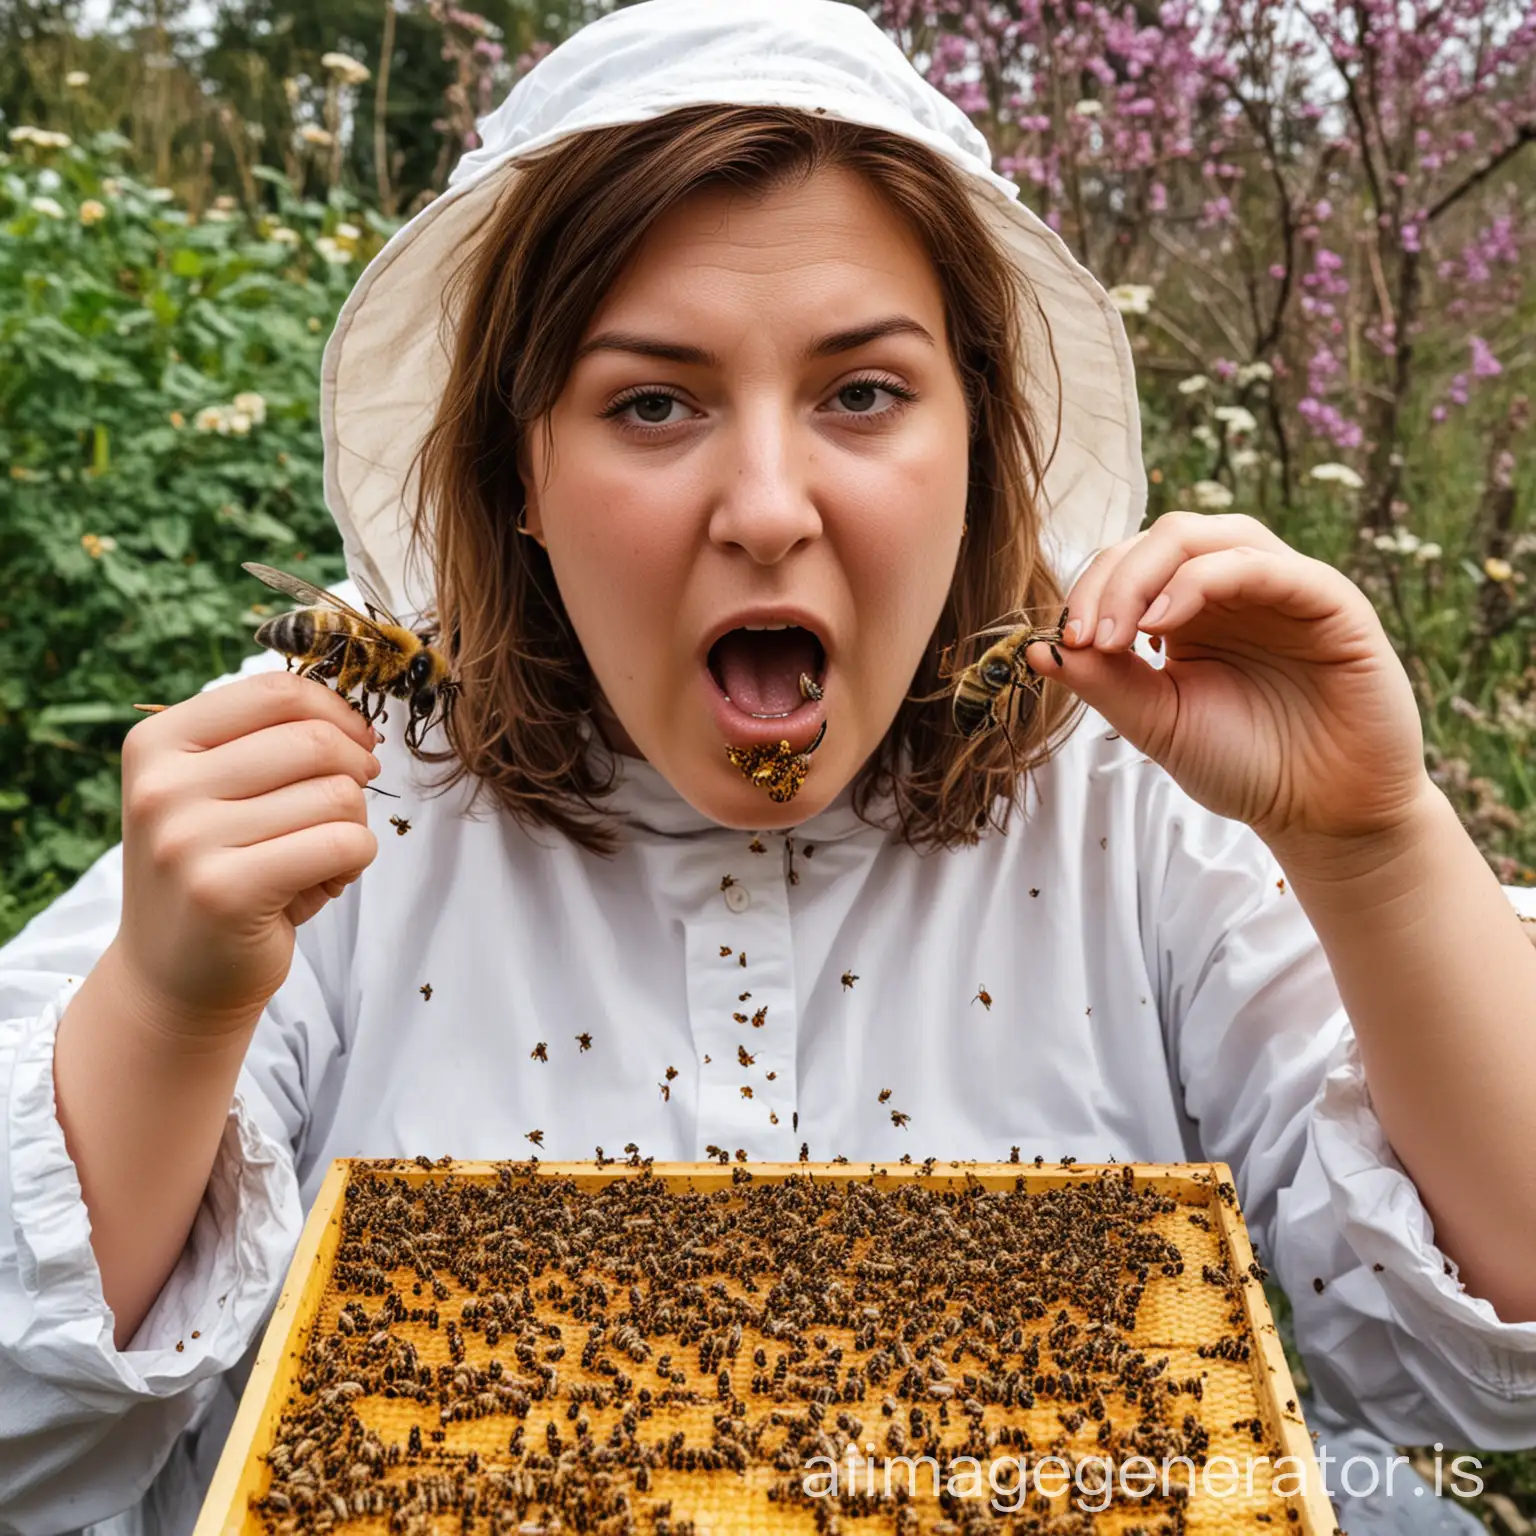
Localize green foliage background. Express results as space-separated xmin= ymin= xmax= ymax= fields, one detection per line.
xmin=0 ymin=139 xmax=361 ymax=935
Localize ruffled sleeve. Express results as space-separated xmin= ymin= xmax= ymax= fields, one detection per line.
xmin=0 ymin=647 xmax=355 ymax=1534
xmin=1137 ymin=766 xmax=1536 ymax=1449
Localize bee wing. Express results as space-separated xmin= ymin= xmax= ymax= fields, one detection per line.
xmin=242 ymin=562 xmax=391 ymax=638
xmin=350 ymin=570 xmax=411 ymax=631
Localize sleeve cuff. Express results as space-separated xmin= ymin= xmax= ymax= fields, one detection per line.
xmin=1305 ymin=1029 xmax=1536 ymax=1400
xmin=4 ymin=981 xmax=304 ymax=1407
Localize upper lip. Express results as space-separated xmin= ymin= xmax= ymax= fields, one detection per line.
xmin=700 ymin=607 xmax=833 ymax=665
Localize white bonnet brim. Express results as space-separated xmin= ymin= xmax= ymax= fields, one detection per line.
xmin=319 ymin=0 xmax=1146 ymax=616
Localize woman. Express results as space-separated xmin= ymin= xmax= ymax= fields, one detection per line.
xmin=1 ymin=2 xmax=1533 ymax=1532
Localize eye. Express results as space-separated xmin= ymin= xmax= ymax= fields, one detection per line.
xmin=601 ymin=391 xmax=690 ymax=432
xmin=600 ymin=374 xmax=919 ymax=438
xmin=830 ymin=379 xmax=915 ymax=416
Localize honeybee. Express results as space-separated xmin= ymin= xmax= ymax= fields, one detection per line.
xmin=241 ymin=562 xmax=457 ymax=749
xmin=941 ymin=605 xmax=1070 ymax=746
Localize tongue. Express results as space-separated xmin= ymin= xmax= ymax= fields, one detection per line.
xmin=712 ymin=628 xmax=819 ymax=715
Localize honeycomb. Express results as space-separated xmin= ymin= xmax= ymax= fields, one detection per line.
xmin=195 ymin=1162 xmax=1335 ymax=1536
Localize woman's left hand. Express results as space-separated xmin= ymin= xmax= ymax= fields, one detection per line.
xmin=1026 ymin=510 xmax=1434 ymax=854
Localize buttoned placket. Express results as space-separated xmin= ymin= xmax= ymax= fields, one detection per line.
xmin=683 ymin=831 xmax=801 ymax=1162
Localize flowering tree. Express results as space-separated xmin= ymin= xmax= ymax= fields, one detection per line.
xmin=866 ymin=0 xmax=1535 ymax=533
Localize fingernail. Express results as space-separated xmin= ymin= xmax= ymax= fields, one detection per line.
xmin=1143 ymin=593 xmax=1171 ymax=626
xmin=1095 ymin=615 xmax=1116 ymax=647
xmin=367 ymin=754 xmax=382 ymax=777
xmin=1064 ymin=619 xmax=1083 ymax=645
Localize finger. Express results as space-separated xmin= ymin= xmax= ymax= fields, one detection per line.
xmin=1074 ymin=511 xmax=1293 ymax=652
xmin=192 ymin=719 xmax=381 ymax=801
xmin=1024 ymin=636 xmax=1175 ymax=756
xmin=1059 ymin=537 xmax=1148 ymax=646
xmin=133 ymin=670 xmax=381 ymax=755
xmin=218 ymin=774 xmax=371 ymax=850
xmin=217 ymin=821 xmax=379 ymax=911
xmin=1135 ymin=545 xmax=1356 ymax=634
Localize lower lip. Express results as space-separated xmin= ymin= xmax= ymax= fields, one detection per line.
xmin=700 ymin=660 xmax=829 ymax=754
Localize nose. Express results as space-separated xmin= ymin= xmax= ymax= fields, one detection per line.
xmin=707 ymin=406 xmax=823 ymax=565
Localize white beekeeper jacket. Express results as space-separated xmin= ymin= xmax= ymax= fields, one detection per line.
xmin=3 ymin=1 xmax=1536 ymax=1530
xmin=2 ymin=631 xmax=1536 ymax=1534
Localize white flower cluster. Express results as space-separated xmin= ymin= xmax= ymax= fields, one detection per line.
xmin=1370 ymin=529 xmax=1440 ymax=563
xmin=1309 ymin=462 xmax=1364 ymax=490
xmin=1213 ymin=405 xmax=1257 ymax=438
xmin=1192 ymin=480 xmax=1234 ymax=509
xmin=321 ymin=51 xmax=372 ymax=86
xmin=193 ymin=392 xmax=268 ymax=436
xmin=1107 ymin=284 xmax=1153 ymax=316
xmin=9 ymin=126 xmax=72 ymax=150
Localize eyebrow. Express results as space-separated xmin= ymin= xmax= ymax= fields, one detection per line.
xmin=571 ymin=315 xmax=937 ymax=369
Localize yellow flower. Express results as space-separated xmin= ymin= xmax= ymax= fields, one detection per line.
xmin=168 ymin=410 xmax=185 ymax=428
xmin=300 ymin=124 xmax=335 ymax=147
xmin=307 ymin=316 xmax=322 ymax=332
xmin=1484 ymin=557 xmax=1514 ymax=583
xmin=194 ymin=405 xmax=227 ymax=433
xmin=81 ymin=533 xmax=118 ymax=558
xmin=79 ymin=199 xmax=107 ymax=225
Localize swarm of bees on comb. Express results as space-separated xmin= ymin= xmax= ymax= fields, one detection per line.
xmin=213 ymin=1161 xmax=1330 ymax=1536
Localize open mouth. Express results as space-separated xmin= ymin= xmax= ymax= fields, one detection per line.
xmin=706 ymin=626 xmax=828 ymax=719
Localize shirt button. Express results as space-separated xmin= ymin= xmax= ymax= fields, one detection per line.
xmin=724 ymin=884 xmax=750 ymax=913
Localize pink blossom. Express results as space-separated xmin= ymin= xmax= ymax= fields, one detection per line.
xmin=1469 ymin=337 xmax=1502 ymax=377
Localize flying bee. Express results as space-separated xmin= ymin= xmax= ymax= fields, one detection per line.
xmin=940 ymin=604 xmax=1070 ymax=752
xmin=241 ymin=562 xmax=458 ymax=749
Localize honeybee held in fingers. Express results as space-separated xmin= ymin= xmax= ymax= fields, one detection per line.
xmin=240 ymin=562 xmax=458 ymax=749
xmin=939 ymin=604 xmax=1071 ymax=746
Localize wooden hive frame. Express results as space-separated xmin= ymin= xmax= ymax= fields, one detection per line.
xmin=196 ymin=1160 xmax=1339 ymax=1535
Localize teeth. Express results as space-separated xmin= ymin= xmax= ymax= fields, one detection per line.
xmin=742 ymin=622 xmax=795 ymax=631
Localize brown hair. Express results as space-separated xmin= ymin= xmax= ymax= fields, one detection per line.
xmin=409 ymin=104 xmax=1087 ymax=855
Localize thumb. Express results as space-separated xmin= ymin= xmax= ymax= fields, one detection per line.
xmin=1025 ymin=637 xmax=1174 ymax=757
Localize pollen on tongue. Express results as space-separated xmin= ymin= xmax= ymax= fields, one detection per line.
xmin=712 ymin=628 xmax=819 ymax=715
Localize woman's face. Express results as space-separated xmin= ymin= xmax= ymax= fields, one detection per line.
xmin=519 ymin=163 xmax=971 ymax=827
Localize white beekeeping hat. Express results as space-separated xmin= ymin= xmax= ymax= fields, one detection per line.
xmin=320 ymin=0 xmax=1146 ymax=615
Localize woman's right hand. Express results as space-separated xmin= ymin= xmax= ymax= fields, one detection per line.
xmin=114 ymin=670 xmax=383 ymax=1033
